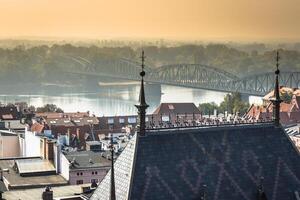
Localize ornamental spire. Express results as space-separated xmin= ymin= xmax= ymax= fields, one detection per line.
xmin=135 ymin=50 xmax=149 ymax=136
xmin=110 ymin=135 xmax=116 ymax=200
xmin=272 ymin=51 xmax=282 ymax=127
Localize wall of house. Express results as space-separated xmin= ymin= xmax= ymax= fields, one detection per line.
xmin=0 ymin=136 xmax=20 ymax=157
xmin=69 ymin=168 xmax=109 ymax=185
xmin=60 ymin=154 xmax=70 ymax=181
xmin=24 ymin=128 xmax=41 ymax=157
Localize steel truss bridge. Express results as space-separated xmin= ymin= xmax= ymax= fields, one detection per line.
xmin=64 ymin=56 xmax=300 ymax=96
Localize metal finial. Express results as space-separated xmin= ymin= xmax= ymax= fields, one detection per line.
xmin=140 ymin=50 xmax=146 ymax=77
xmin=272 ymin=51 xmax=282 ymax=127
xmin=135 ymin=50 xmax=149 ymax=136
xmin=276 ymin=51 xmax=280 ymax=74
xmin=201 ymin=184 xmax=207 ymax=200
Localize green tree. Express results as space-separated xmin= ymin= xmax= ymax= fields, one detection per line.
xmin=219 ymin=93 xmax=249 ymax=115
xmin=36 ymin=104 xmax=64 ymax=113
xmin=198 ymin=102 xmax=219 ymax=115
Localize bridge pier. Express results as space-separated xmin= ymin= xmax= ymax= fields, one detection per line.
xmin=83 ymin=76 xmax=101 ymax=92
xmin=240 ymin=93 xmax=250 ymax=103
xmin=145 ymin=83 xmax=161 ymax=103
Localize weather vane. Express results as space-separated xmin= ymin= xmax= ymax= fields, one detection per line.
xmin=140 ymin=50 xmax=146 ymax=77
xmin=276 ymin=51 xmax=280 ymax=72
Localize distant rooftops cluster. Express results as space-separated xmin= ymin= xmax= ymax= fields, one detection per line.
xmin=1 ymin=51 xmax=300 ymax=200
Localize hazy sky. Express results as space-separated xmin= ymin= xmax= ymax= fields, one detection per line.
xmin=1 ymin=0 xmax=300 ymax=41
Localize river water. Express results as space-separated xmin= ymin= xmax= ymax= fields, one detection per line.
xmin=0 ymin=84 xmax=261 ymax=116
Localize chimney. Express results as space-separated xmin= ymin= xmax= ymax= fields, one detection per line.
xmin=43 ymin=137 xmax=47 ymax=159
xmin=55 ymin=143 xmax=61 ymax=173
xmin=46 ymin=141 xmax=54 ymax=161
xmin=42 ymin=186 xmax=53 ymax=200
xmin=76 ymin=128 xmax=80 ymax=140
xmin=67 ymin=128 xmax=71 ymax=145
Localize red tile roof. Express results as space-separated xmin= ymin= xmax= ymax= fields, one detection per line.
xmin=30 ymin=123 xmax=45 ymax=133
xmin=152 ymin=103 xmax=201 ymax=115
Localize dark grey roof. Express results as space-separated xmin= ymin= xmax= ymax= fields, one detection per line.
xmin=91 ymin=124 xmax=300 ymax=200
xmin=46 ymin=117 xmax=99 ymax=127
xmin=90 ymin=134 xmax=137 ymax=200
xmin=64 ymin=151 xmax=111 ymax=170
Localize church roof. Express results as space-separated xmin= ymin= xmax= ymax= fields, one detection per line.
xmin=90 ymin=133 xmax=137 ymax=200
xmin=90 ymin=123 xmax=300 ymax=200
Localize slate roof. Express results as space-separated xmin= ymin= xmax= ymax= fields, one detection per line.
xmin=64 ymin=151 xmax=111 ymax=170
xmin=90 ymin=134 xmax=137 ymax=200
xmin=46 ymin=117 xmax=99 ymax=127
xmin=90 ymin=123 xmax=300 ymax=200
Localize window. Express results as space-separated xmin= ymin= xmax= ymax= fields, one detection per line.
xmin=119 ymin=118 xmax=125 ymax=124
xmin=95 ymin=171 xmax=98 ymax=175
xmin=168 ymin=104 xmax=175 ymax=110
xmin=80 ymin=172 xmax=83 ymax=176
xmin=91 ymin=179 xmax=98 ymax=183
xmin=128 ymin=117 xmax=136 ymax=124
xmin=76 ymin=180 xmax=83 ymax=185
xmin=77 ymin=173 xmax=79 ymax=176
xmin=162 ymin=115 xmax=170 ymax=122
xmin=108 ymin=118 xmax=114 ymax=124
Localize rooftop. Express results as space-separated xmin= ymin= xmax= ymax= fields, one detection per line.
xmin=91 ymin=123 xmax=300 ymax=200
xmin=153 ymin=102 xmax=201 ymax=115
xmin=64 ymin=151 xmax=111 ymax=170
xmin=3 ymin=183 xmax=90 ymax=200
xmin=16 ymin=158 xmax=56 ymax=176
xmin=46 ymin=117 xmax=99 ymax=127
xmin=0 ymin=157 xmax=67 ymax=189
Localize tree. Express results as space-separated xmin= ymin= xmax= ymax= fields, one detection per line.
xmin=198 ymin=102 xmax=219 ymax=115
xmin=219 ymin=93 xmax=249 ymax=115
xmin=199 ymin=92 xmax=250 ymax=116
xmin=36 ymin=104 xmax=64 ymax=113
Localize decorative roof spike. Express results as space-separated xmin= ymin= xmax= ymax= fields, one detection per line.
xmin=110 ymin=134 xmax=116 ymax=200
xmin=257 ymin=177 xmax=268 ymax=200
xmin=200 ymin=184 xmax=207 ymax=200
xmin=272 ymin=50 xmax=282 ymax=127
xmin=135 ymin=50 xmax=149 ymax=136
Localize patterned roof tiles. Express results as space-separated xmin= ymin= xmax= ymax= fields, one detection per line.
xmin=91 ymin=124 xmax=300 ymax=200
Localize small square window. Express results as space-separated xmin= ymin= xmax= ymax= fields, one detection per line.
xmin=119 ymin=118 xmax=125 ymax=124
xmin=108 ymin=118 xmax=114 ymax=124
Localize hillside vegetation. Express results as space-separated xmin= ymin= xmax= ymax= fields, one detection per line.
xmin=0 ymin=43 xmax=300 ymax=86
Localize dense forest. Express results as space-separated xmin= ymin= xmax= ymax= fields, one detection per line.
xmin=1 ymin=42 xmax=300 ymax=87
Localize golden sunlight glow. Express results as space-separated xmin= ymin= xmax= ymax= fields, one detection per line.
xmin=0 ymin=0 xmax=300 ymax=40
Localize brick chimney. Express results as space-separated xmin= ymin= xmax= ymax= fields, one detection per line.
xmin=67 ymin=128 xmax=71 ymax=146
xmin=43 ymin=137 xmax=47 ymax=159
xmin=76 ymin=128 xmax=80 ymax=140
xmin=42 ymin=186 xmax=53 ymax=200
xmin=46 ymin=141 xmax=54 ymax=161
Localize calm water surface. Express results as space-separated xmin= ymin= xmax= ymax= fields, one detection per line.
xmin=0 ymin=85 xmax=261 ymax=116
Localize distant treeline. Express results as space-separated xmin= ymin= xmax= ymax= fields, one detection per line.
xmin=1 ymin=43 xmax=300 ymax=86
